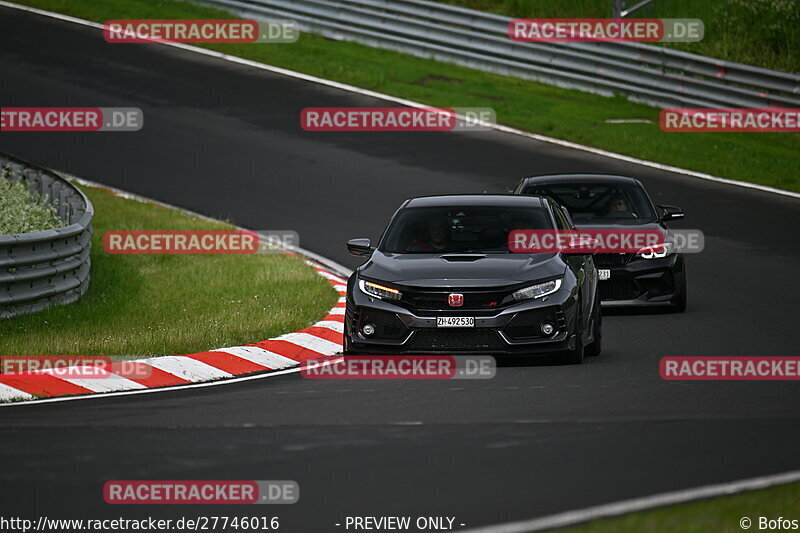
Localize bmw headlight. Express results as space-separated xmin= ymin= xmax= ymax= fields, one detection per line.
xmin=512 ymin=278 xmax=562 ymax=301
xmin=358 ymin=279 xmax=402 ymax=301
xmin=638 ymin=242 xmax=675 ymax=259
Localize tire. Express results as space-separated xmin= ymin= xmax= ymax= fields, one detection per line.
xmin=585 ymin=295 xmax=602 ymax=357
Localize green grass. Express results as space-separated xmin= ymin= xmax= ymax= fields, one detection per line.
xmin=0 ymin=177 xmax=61 ymax=234
xmin=0 ymin=183 xmax=338 ymax=356
xmin=15 ymin=0 xmax=800 ymax=193
xmin=435 ymin=0 xmax=800 ymax=73
xmin=562 ymin=481 xmax=800 ymax=533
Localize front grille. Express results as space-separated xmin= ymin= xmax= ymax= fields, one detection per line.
xmin=594 ymin=253 xmax=633 ymax=267
xmin=399 ymin=287 xmax=517 ymax=311
xmin=599 ymin=278 xmax=639 ymax=299
xmin=358 ymin=308 xmax=409 ymax=341
xmin=405 ymin=329 xmax=507 ymax=351
xmin=504 ymin=307 xmax=565 ymax=340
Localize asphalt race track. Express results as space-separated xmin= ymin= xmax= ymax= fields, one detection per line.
xmin=2 ymin=6 xmax=800 ymax=531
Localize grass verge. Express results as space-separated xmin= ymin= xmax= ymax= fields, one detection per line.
xmin=0 ymin=182 xmax=338 ymax=356
xmin=436 ymin=0 xmax=800 ymax=73
xmin=561 ymin=480 xmax=800 ymax=533
xmin=12 ymin=0 xmax=800 ymax=193
xmin=0 ymin=177 xmax=61 ymax=234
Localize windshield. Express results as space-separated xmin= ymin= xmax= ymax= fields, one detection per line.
xmin=380 ymin=205 xmax=553 ymax=254
xmin=523 ymin=182 xmax=656 ymax=223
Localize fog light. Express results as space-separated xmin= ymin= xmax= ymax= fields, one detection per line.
xmin=540 ymin=322 xmax=555 ymax=335
xmin=362 ymin=324 xmax=375 ymax=336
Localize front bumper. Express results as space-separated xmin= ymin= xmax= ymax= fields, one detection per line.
xmin=344 ymin=282 xmax=580 ymax=355
xmin=596 ymin=253 xmax=685 ymax=307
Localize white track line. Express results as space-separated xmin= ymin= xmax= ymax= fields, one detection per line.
xmin=462 ymin=469 xmax=800 ymax=533
xmin=214 ymin=346 xmax=298 ymax=369
xmin=328 ymin=308 xmax=346 ymax=315
xmin=141 ymin=356 xmax=233 ymax=382
xmin=0 ymin=383 xmax=34 ymax=401
xmin=0 ymin=1 xmax=796 ymax=200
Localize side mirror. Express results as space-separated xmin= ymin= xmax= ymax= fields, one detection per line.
xmin=347 ymin=238 xmax=373 ymax=256
xmin=658 ymin=205 xmax=684 ymax=222
xmin=562 ymin=237 xmax=600 ymax=254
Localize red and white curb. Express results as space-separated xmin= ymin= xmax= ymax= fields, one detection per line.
xmin=0 ymin=261 xmax=348 ymax=404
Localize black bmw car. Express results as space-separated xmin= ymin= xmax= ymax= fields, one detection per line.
xmin=343 ymin=194 xmax=601 ymax=364
xmin=514 ymin=174 xmax=687 ymax=312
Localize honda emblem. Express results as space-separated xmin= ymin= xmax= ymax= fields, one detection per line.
xmin=448 ymin=293 xmax=464 ymax=307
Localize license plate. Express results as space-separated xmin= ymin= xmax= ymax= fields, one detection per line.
xmin=598 ymin=269 xmax=611 ymax=281
xmin=436 ymin=316 xmax=475 ymax=328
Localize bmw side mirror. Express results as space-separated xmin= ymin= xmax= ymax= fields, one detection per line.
xmin=658 ymin=205 xmax=684 ymax=222
xmin=562 ymin=238 xmax=600 ymax=255
xmin=347 ymin=238 xmax=374 ymax=256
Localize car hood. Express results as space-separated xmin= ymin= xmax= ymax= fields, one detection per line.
xmin=573 ymin=221 xmax=672 ymax=244
xmin=574 ymin=221 xmax=666 ymax=232
xmin=359 ymin=252 xmax=565 ymax=288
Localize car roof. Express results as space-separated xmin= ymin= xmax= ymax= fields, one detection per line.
xmin=404 ymin=194 xmax=548 ymax=208
xmin=520 ymin=174 xmax=643 ymax=187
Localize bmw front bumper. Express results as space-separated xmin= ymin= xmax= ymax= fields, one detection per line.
xmin=598 ymin=253 xmax=685 ymax=308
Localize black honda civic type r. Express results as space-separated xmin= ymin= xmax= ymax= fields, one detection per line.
xmin=514 ymin=174 xmax=687 ymax=312
xmin=344 ymin=194 xmax=601 ymax=364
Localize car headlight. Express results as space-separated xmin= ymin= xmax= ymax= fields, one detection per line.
xmin=358 ymin=279 xmax=402 ymax=301
xmin=512 ymin=278 xmax=562 ymax=301
xmin=638 ymin=242 xmax=675 ymax=259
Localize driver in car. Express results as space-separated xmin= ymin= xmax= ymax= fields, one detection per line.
xmin=605 ymin=193 xmax=637 ymax=218
xmin=406 ymin=218 xmax=450 ymax=252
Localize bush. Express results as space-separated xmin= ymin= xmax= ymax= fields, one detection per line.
xmin=0 ymin=178 xmax=62 ymax=234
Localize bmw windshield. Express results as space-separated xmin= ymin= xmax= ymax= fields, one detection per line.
xmin=380 ymin=205 xmax=553 ymax=254
xmin=524 ymin=182 xmax=657 ymax=224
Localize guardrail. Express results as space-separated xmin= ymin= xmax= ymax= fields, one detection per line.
xmin=196 ymin=0 xmax=800 ymax=109
xmin=0 ymin=153 xmax=93 ymax=319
